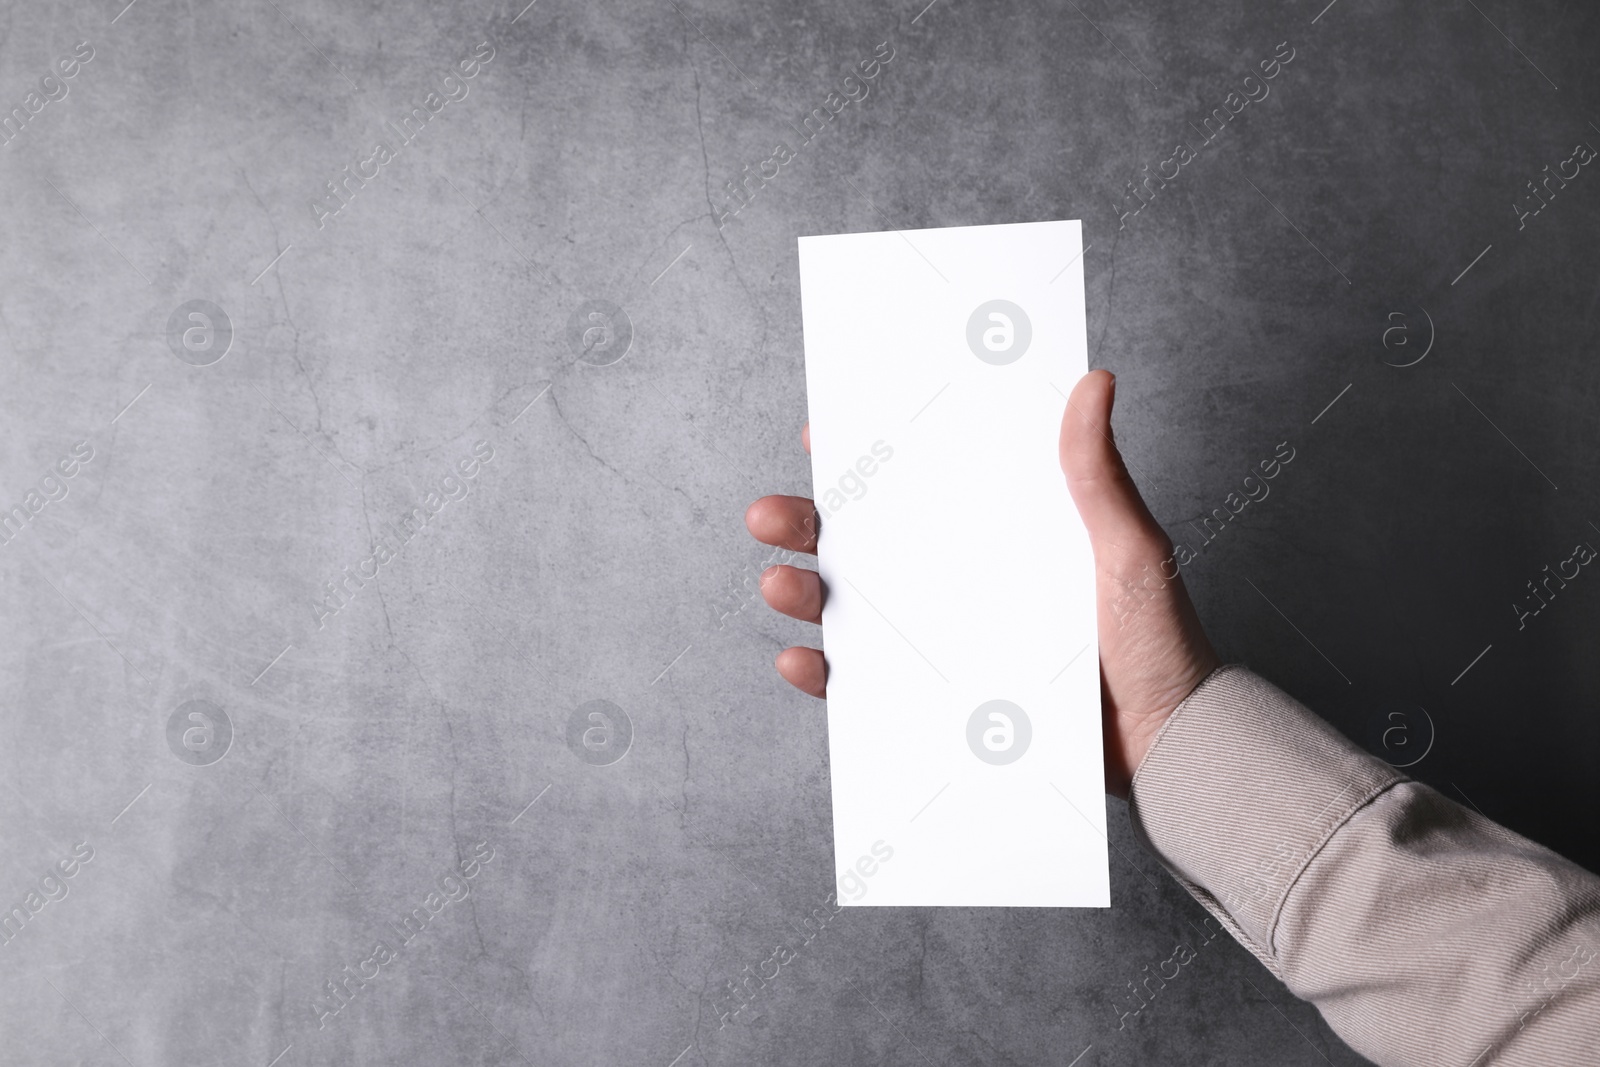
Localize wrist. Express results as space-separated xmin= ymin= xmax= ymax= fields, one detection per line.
xmin=1109 ymin=650 xmax=1224 ymax=798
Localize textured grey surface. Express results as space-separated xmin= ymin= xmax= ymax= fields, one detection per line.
xmin=1 ymin=0 xmax=1597 ymax=1064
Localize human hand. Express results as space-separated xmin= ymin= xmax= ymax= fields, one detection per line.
xmin=743 ymin=369 xmax=1220 ymax=799
xmin=1056 ymin=369 xmax=1221 ymax=796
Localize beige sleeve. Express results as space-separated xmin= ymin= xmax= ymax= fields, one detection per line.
xmin=1126 ymin=664 xmax=1600 ymax=1067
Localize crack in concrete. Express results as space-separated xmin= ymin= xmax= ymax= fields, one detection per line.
xmin=685 ymin=26 xmax=771 ymax=365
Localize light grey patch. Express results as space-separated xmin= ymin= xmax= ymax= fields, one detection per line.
xmin=966 ymin=699 xmax=1031 ymax=765
xmin=966 ymin=299 xmax=1031 ymax=365
xmin=567 ymin=300 xmax=633 ymax=366
xmin=166 ymin=699 xmax=233 ymax=766
xmin=566 ymin=699 xmax=633 ymax=765
xmin=165 ymin=300 xmax=233 ymax=366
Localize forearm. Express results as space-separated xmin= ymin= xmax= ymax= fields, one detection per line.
xmin=1128 ymin=664 xmax=1600 ymax=1066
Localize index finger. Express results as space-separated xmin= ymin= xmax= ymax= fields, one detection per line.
xmin=744 ymin=495 xmax=818 ymax=554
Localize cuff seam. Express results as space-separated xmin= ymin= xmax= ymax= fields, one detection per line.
xmin=1128 ymin=661 xmax=1246 ymax=797
xmin=1263 ymin=774 xmax=1406 ymax=956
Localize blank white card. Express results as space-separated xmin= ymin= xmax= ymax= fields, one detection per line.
xmin=798 ymin=219 xmax=1108 ymax=907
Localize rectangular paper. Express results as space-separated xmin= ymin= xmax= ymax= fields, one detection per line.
xmin=798 ymin=219 xmax=1108 ymax=907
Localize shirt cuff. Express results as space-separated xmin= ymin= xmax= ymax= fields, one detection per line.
xmin=1126 ymin=663 xmax=1405 ymax=954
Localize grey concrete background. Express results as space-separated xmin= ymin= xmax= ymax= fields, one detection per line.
xmin=1 ymin=0 xmax=1596 ymax=1064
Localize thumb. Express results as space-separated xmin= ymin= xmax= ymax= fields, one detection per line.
xmin=1059 ymin=370 xmax=1168 ymax=556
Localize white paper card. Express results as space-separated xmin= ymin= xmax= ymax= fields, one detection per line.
xmin=798 ymin=219 xmax=1108 ymax=908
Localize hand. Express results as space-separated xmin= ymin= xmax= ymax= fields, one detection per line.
xmin=743 ymin=369 xmax=1221 ymax=799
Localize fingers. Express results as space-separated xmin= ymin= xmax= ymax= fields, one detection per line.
xmin=775 ymin=646 xmax=826 ymax=698
xmin=760 ymin=564 xmax=822 ymax=624
xmin=754 ymin=427 xmax=823 ymax=699
xmin=744 ymin=495 xmax=819 ymax=554
xmin=1059 ymin=370 xmax=1169 ymax=557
